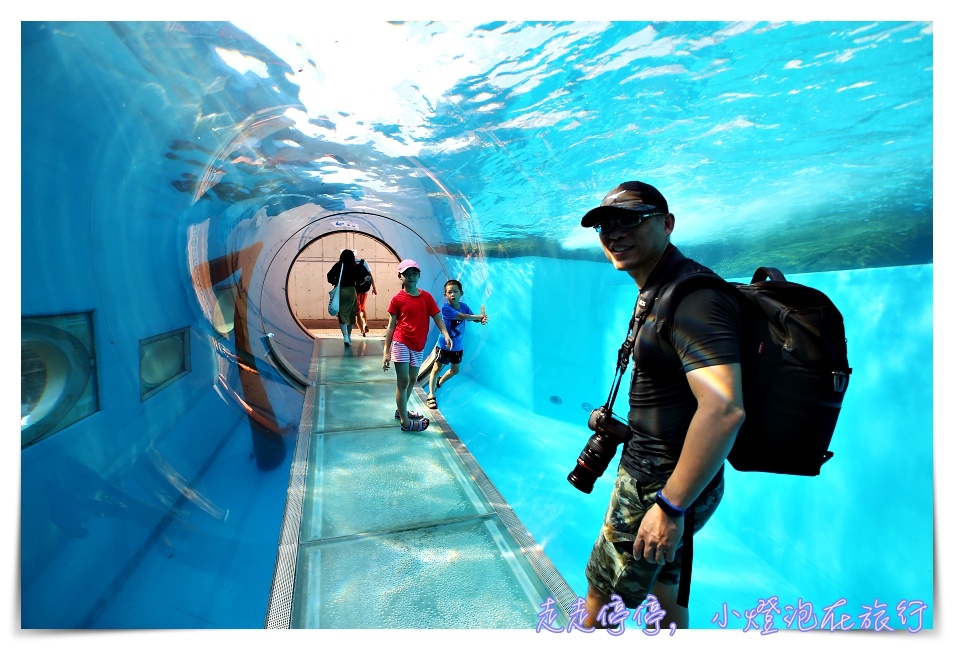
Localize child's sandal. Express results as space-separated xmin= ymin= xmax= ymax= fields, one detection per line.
xmin=400 ymin=418 xmax=430 ymax=432
xmin=426 ymin=396 xmax=438 ymax=409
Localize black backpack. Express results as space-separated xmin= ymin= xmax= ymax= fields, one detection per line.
xmin=355 ymin=259 xmax=372 ymax=294
xmin=636 ymin=264 xmax=852 ymax=610
xmin=656 ymin=266 xmax=852 ymax=476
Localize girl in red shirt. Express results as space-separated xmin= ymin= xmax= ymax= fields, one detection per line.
xmin=383 ymin=259 xmax=452 ymax=431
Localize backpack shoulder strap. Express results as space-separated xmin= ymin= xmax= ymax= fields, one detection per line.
xmin=653 ymin=272 xmax=735 ymax=338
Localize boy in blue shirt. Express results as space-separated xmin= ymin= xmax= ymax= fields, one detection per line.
xmin=425 ymin=280 xmax=489 ymax=409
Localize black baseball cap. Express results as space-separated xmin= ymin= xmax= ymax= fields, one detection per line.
xmin=580 ymin=181 xmax=670 ymax=228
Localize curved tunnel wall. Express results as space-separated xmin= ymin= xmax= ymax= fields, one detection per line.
xmin=20 ymin=21 xmax=483 ymax=627
xmin=21 ymin=23 xmax=306 ymax=627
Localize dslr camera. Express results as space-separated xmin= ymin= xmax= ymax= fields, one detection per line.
xmin=566 ymin=406 xmax=632 ymax=494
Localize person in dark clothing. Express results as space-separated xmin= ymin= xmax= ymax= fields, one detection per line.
xmin=578 ymin=181 xmax=745 ymax=630
xmin=327 ymin=249 xmax=362 ymax=346
xmin=354 ymin=256 xmax=377 ymax=336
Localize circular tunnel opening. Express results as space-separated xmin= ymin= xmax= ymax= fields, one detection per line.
xmin=287 ymin=231 xmax=401 ymax=338
xmin=257 ymin=208 xmax=452 ymax=378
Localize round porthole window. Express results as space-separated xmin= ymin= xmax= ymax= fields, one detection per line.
xmin=212 ymin=286 xmax=236 ymax=335
xmin=140 ymin=336 xmax=185 ymax=388
xmin=21 ymin=322 xmax=92 ymax=447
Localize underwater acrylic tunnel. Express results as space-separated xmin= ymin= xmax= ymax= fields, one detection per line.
xmin=20 ymin=19 xmax=936 ymax=631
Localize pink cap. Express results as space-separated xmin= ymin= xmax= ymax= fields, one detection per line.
xmin=397 ymin=259 xmax=420 ymax=274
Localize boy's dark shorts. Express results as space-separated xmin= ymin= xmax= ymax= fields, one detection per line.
xmin=436 ymin=348 xmax=463 ymax=365
xmin=585 ymin=465 xmax=724 ymax=609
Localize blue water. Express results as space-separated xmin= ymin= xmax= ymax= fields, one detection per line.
xmin=19 ymin=20 xmax=936 ymax=631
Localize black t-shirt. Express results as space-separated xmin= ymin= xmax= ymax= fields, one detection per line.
xmin=620 ymin=259 xmax=741 ymax=482
xmin=327 ymin=261 xmax=363 ymax=288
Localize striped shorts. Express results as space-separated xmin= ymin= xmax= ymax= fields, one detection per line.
xmin=389 ymin=340 xmax=424 ymax=367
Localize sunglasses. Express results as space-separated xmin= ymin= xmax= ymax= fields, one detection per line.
xmin=594 ymin=211 xmax=667 ymax=234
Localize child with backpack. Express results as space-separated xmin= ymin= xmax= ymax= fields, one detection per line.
xmin=426 ymin=279 xmax=488 ymax=409
xmin=354 ymin=256 xmax=376 ymax=336
xmin=383 ymin=260 xmax=452 ymax=432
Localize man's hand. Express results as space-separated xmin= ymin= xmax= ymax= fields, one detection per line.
xmin=633 ymin=504 xmax=683 ymax=565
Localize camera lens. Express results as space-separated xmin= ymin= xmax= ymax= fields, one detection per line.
xmin=567 ymin=433 xmax=617 ymax=494
xmin=568 ymin=409 xmax=632 ymax=494
xmin=567 ymin=459 xmax=598 ymax=493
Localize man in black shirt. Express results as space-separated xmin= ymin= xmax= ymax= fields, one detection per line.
xmin=579 ymin=181 xmax=745 ymax=629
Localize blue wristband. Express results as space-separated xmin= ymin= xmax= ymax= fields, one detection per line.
xmin=654 ymin=491 xmax=688 ymax=518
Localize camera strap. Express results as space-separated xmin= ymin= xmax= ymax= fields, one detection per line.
xmin=604 ymin=285 xmax=658 ymax=413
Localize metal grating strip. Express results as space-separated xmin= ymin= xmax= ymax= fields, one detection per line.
xmin=264 ymin=338 xmax=322 ymax=628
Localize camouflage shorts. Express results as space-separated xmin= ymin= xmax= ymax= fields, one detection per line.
xmin=584 ymin=465 xmax=724 ymax=609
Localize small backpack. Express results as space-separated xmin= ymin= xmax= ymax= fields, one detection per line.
xmin=656 ymin=266 xmax=852 ymax=476
xmin=355 ymin=259 xmax=372 ymax=293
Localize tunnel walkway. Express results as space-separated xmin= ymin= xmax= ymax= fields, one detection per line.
xmin=265 ymin=335 xmax=575 ymax=629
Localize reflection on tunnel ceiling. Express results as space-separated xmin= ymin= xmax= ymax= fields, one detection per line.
xmin=106 ymin=20 xmax=929 ymax=275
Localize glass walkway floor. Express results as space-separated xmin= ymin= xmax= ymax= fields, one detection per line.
xmin=265 ymin=336 xmax=575 ymax=629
